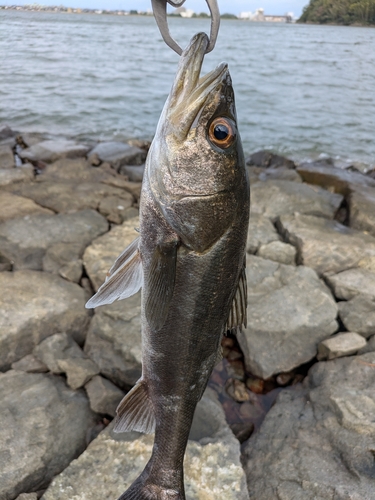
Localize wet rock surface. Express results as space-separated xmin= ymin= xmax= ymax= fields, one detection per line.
xmin=0 ymin=370 xmax=97 ymax=500
xmin=3 ymin=134 xmax=375 ymax=499
xmin=19 ymin=139 xmax=89 ymax=163
xmin=243 ymin=353 xmax=375 ymax=500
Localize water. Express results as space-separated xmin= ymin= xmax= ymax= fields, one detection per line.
xmin=1 ymin=11 xmax=374 ymax=167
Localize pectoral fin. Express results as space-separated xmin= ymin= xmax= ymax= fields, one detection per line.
xmin=145 ymin=242 xmax=178 ymax=332
xmin=85 ymin=243 xmax=143 ymax=309
xmin=106 ymin=236 xmax=140 ymax=278
xmin=226 ymin=259 xmax=247 ymax=332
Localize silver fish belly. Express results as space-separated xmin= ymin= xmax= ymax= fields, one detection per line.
xmin=86 ymin=32 xmax=250 ymax=500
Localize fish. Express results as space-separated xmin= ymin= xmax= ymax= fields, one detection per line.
xmin=86 ymin=31 xmax=250 ymax=500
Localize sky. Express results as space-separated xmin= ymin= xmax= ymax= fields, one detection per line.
xmin=2 ymin=1 xmax=308 ymax=17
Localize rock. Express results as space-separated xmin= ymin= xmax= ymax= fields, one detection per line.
xmin=257 ymin=240 xmax=296 ymax=265
xmin=15 ymin=494 xmax=38 ymax=500
xmin=88 ymin=152 xmax=101 ymax=166
xmin=11 ymin=354 xmax=48 ymax=373
xmin=0 ymin=191 xmax=53 ymax=222
xmin=98 ymin=193 xmax=134 ymax=224
xmin=349 ymin=185 xmax=375 ymax=237
xmin=59 ymin=358 xmax=100 ymax=390
xmin=0 ymin=144 xmax=15 ymax=169
xmin=101 ymin=176 xmax=142 ymax=201
xmin=248 ymin=166 xmax=302 ymax=184
xmin=41 ymin=388 xmax=248 ymax=500
xmin=20 ymin=131 xmax=49 ymax=148
xmin=34 ymin=332 xmax=87 ymax=373
xmin=19 ymin=139 xmax=89 ymax=163
xmin=246 ymin=150 xmax=295 ymax=169
xmin=9 ymin=179 xmax=134 ymax=214
xmin=189 ymin=387 xmax=229 ymax=441
xmin=83 ymin=216 xmax=139 ymax=291
xmin=0 ymin=165 xmax=34 ymax=187
xmin=119 ymin=164 xmax=145 ymax=182
xmin=89 ymin=141 xmax=146 ymax=169
xmin=0 ymin=254 xmax=12 ymax=272
xmin=0 ymin=209 xmax=108 ymax=270
xmin=84 ymin=293 xmax=142 ymax=389
xmin=0 ymin=271 xmax=89 ymax=370
xmin=246 ymin=213 xmax=280 ymax=254
xmin=277 ymin=213 xmax=375 ymax=275
xmin=0 ymin=124 xmax=16 ymax=141
xmin=317 ymin=332 xmax=366 ymax=360
xmin=37 ymin=157 xmax=114 ymax=183
xmin=85 ymin=375 xmax=125 ymax=416
xmin=0 ymin=370 xmax=96 ymax=500
xmin=127 ymin=138 xmax=151 ymax=151
xmin=358 ymin=334 xmax=375 ymax=354
xmin=243 ymin=353 xmax=375 ymax=499
xmin=251 ymin=179 xmax=343 ymax=221
xmin=325 ymin=268 xmax=375 ymax=300
xmin=226 ymin=378 xmax=250 ymax=403
xmin=297 ymin=161 xmax=375 ymax=195
xmin=42 ymin=243 xmax=83 ymax=283
xmin=338 ymin=295 xmax=375 ymax=338
xmin=237 ymin=255 xmax=338 ymax=379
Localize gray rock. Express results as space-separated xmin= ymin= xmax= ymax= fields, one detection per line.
xmin=338 ymin=295 xmax=375 ymax=338
xmin=34 ymin=332 xmax=88 ymax=373
xmin=237 ymin=255 xmax=338 ymax=379
xmin=0 ymin=209 xmax=108 ymax=270
xmin=15 ymin=494 xmax=38 ymax=500
xmin=119 ymin=164 xmax=145 ymax=182
xmin=297 ymin=161 xmax=375 ymax=195
xmin=58 ymin=358 xmax=100 ymax=390
xmin=41 ymin=388 xmax=248 ymax=500
xmin=19 ymin=139 xmax=89 ymax=163
xmin=247 ymin=150 xmax=295 ymax=169
xmin=0 ymin=144 xmax=15 ymax=169
xmin=0 ymin=124 xmax=16 ymax=141
xmin=250 ymin=179 xmax=343 ymax=221
xmin=42 ymin=243 xmax=83 ymax=283
xmin=37 ymin=157 xmax=114 ymax=183
xmin=89 ymin=141 xmax=146 ymax=169
xmin=189 ymin=387 xmax=229 ymax=442
xmin=278 ymin=213 xmax=375 ymax=275
xmin=0 ymin=271 xmax=89 ymax=370
xmin=257 ymin=240 xmax=296 ymax=265
xmin=317 ymin=332 xmax=366 ymax=360
xmin=11 ymin=354 xmax=48 ymax=373
xmin=325 ymin=268 xmax=375 ymax=300
xmin=84 ymin=293 xmax=142 ymax=389
xmin=358 ymin=334 xmax=375 ymax=354
xmin=0 ymin=165 xmax=34 ymax=187
xmin=98 ymin=193 xmax=134 ymax=224
xmin=349 ymin=185 xmax=375 ymax=237
xmin=0 ymin=191 xmax=53 ymax=222
xmin=246 ymin=213 xmax=280 ymax=254
xmin=85 ymin=375 xmax=125 ymax=416
xmin=243 ymin=353 xmax=375 ymax=500
xmin=0 ymin=370 xmax=96 ymax=500
xmin=248 ymin=166 xmax=302 ymax=184
xmin=83 ymin=216 xmax=139 ymax=291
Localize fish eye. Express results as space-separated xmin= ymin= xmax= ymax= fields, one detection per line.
xmin=208 ymin=117 xmax=236 ymax=149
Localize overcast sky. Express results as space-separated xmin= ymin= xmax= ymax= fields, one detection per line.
xmin=2 ymin=1 xmax=308 ymax=17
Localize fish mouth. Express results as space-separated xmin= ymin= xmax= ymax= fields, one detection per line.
xmin=166 ymin=32 xmax=229 ymax=138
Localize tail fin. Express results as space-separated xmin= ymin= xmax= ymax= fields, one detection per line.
xmin=117 ymin=475 xmax=184 ymax=500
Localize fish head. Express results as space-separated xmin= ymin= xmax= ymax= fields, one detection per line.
xmin=148 ymin=32 xmax=246 ymax=203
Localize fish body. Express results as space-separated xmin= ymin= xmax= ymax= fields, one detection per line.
xmin=86 ymin=32 xmax=249 ymax=500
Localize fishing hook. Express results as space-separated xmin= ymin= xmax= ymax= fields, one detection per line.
xmin=151 ymin=0 xmax=220 ymax=55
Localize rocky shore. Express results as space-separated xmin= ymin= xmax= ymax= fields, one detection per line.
xmin=1 ymin=124 xmax=375 ymax=500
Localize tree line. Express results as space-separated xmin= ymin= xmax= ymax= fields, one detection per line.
xmin=299 ymin=0 xmax=375 ymax=25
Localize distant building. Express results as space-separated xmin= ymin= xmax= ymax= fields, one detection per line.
xmin=239 ymin=8 xmax=292 ymax=23
xmin=173 ymin=7 xmax=195 ymax=18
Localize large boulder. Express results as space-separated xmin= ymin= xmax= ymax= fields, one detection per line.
xmin=0 ymin=209 xmax=108 ymax=270
xmin=0 ymin=165 xmax=34 ymax=187
xmin=243 ymin=353 xmax=375 ymax=499
xmin=84 ymin=293 xmax=142 ymax=389
xmin=0 ymin=370 xmax=97 ymax=500
xmin=88 ymin=141 xmax=146 ymax=169
xmin=277 ymin=213 xmax=375 ymax=275
xmin=0 ymin=144 xmax=15 ymax=169
xmin=41 ymin=388 xmax=248 ymax=500
xmin=83 ymin=216 xmax=139 ymax=291
xmin=237 ymin=255 xmax=338 ymax=379
xmin=250 ymin=179 xmax=343 ymax=221
xmin=246 ymin=213 xmax=280 ymax=254
xmin=349 ymin=185 xmax=375 ymax=237
xmin=325 ymin=268 xmax=375 ymax=300
xmin=0 ymin=271 xmax=89 ymax=370
xmin=19 ymin=139 xmax=89 ymax=163
xmin=338 ymin=295 xmax=375 ymax=338
xmin=0 ymin=191 xmax=53 ymax=222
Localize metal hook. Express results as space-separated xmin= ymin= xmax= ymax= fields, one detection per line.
xmin=151 ymin=0 xmax=220 ymax=56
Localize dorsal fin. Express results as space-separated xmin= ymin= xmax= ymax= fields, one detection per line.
xmin=85 ymin=242 xmax=143 ymax=309
xmin=226 ymin=258 xmax=247 ymax=333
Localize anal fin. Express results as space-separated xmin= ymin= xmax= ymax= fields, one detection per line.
xmin=145 ymin=241 xmax=178 ymax=332
xmin=114 ymin=379 xmax=155 ymax=434
xmin=226 ymin=258 xmax=247 ymax=333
